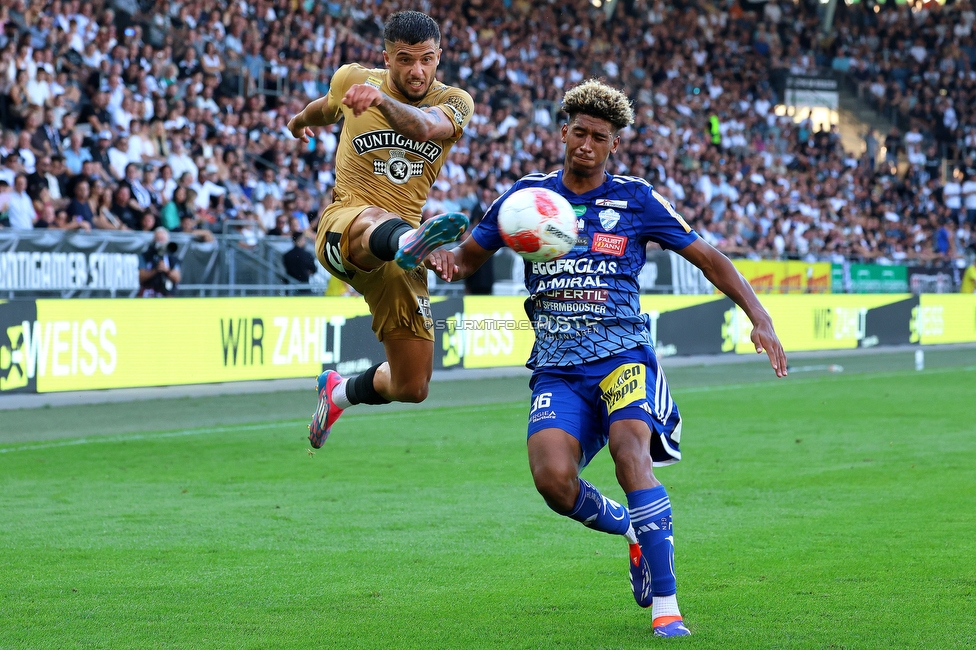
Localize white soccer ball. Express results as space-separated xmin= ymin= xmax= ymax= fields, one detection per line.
xmin=497 ymin=187 xmax=578 ymax=262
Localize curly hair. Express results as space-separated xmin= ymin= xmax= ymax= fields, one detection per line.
xmin=561 ymin=79 xmax=635 ymax=131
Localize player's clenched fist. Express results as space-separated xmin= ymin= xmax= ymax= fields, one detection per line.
xmin=342 ymin=84 xmax=384 ymax=117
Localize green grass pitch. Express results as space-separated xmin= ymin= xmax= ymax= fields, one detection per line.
xmin=1 ymin=355 xmax=975 ymax=649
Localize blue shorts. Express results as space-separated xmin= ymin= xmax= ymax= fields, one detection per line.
xmin=527 ymin=345 xmax=682 ymax=470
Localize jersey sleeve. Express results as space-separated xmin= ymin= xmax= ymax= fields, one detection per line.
xmin=641 ymin=187 xmax=699 ymax=251
xmin=322 ymin=64 xmax=358 ymax=124
xmin=433 ymin=87 xmax=474 ymax=142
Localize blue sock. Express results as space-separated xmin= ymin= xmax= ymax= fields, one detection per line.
xmin=627 ymin=485 xmax=676 ymax=596
xmin=563 ymin=478 xmax=631 ymax=536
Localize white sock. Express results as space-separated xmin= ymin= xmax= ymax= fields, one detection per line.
xmin=398 ymin=229 xmax=416 ymax=249
xmin=624 ymin=524 xmax=638 ymax=545
xmin=331 ymin=378 xmax=353 ymax=410
xmin=651 ymin=594 xmax=681 ymax=622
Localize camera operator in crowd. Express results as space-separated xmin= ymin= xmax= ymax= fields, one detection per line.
xmin=139 ymin=227 xmax=181 ymax=297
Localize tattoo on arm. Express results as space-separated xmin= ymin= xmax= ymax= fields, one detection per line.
xmin=426 ymin=108 xmax=442 ymax=123
xmin=376 ymin=93 xmax=433 ymax=140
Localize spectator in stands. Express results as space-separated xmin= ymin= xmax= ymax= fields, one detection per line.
xmin=6 ymin=173 xmax=35 ymax=229
xmin=78 ymin=90 xmax=111 ymax=134
xmin=254 ymin=191 xmax=279 ymax=232
xmin=31 ymin=185 xmax=56 ymax=220
xmin=935 ymin=219 xmax=956 ymax=260
xmin=191 ymin=164 xmax=227 ymax=211
xmin=159 ymin=185 xmax=189 ymax=231
xmin=15 ymin=129 xmax=35 ymax=173
xmin=222 ymin=164 xmax=251 ymax=213
xmin=267 ymin=213 xmax=292 ymax=237
xmin=26 ymin=155 xmax=64 ymax=207
xmin=107 ymin=135 xmax=132 ymax=180
xmin=963 ymin=173 xmax=976 ymax=227
xmin=121 ymin=163 xmax=155 ymax=215
xmin=62 ymin=131 xmax=91 ymax=176
xmin=89 ymin=184 xmax=121 ymax=230
xmin=137 ymin=210 xmax=158 ymax=233
xmin=0 ymin=179 xmax=10 ymax=224
xmin=944 ymin=169 xmax=964 ymax=225
xmin=175 ymin=210 xmax=215 ymax=242
xmin=66 ymin=178 xmax=93 ymax=225
xmin=109 ymin=184 xmax=141 ymax=230
xmin=253 ymin=166 xmax=283 ymax=203
xmin=154 ymin=163 xmax=177 ymax=202
xmin=33 ymin=203 xmax=57 ymax=229
xmin=166 ymin=138 xmax=197 ymax=182
xmin=90 ymin=132 xmax=115 ymax=180
xmin=32 ymin=108 xmax=61 ymax=155
xmin=144 ymin=119 xmax=169 ymax=163
xmin=282 ymin=230 xmax=316 ymax=294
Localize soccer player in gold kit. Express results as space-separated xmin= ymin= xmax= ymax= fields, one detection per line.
xmin=287 ymin=11 xmax=474 ymax=447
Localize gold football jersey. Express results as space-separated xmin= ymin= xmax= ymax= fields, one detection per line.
xmin=323 ymin=63 xmax=474 ymax=226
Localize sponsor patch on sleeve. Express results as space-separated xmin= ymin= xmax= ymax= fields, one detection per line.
xmin=364 ymin=76 xmax=383 ymax=90
xmin=443 ymin=95 xmax=471 ymax=127
xmin=445 ymin=95 xmax=471 ymax=117
xmin=442 ymin=103 xmax=464 ymax=126
xmin=598 ymin=363 xmax=647 ymax=414
xmin=591 ymin=232 xmax=627 ymax=256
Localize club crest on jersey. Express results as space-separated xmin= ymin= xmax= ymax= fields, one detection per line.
xmin=599 ymin=208 xmax=620 ymax=230
xmin=596 ymin=199 xmax=628 ymax=209
xmin=373 ymin=149 xmax=424 ymax=185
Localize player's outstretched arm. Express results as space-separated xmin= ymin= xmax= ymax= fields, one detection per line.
xmin=287 ymin=96 xmax=338 ymax=143
xmin=342 ymin=84 xmax=458 ymax=142
xmin=425 ymin=236 xmax=495 ymax=283
xmin=677 ymin=239 xmax=788 ymax=377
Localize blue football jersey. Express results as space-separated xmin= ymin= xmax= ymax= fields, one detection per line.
xmin=471 ymin=170 xmax=699 ymax=368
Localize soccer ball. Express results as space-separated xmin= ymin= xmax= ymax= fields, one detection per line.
xmin=497 ymin=187 xmax=578 ymax=262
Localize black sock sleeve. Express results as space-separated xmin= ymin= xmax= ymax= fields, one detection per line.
xmin=345 ymin=363 xmax=391 ymax=405
xmin=368 ymin=219 xmax=413 ymax=262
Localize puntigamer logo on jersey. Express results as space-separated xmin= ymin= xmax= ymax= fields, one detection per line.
xmin=352 ymin=130 xmax=443 ymax=162
xmin=354 ymin=130 xmax=443 ymax=185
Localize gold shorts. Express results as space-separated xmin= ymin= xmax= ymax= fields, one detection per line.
xmin=315 ymin=203 xmax=433 ymax=342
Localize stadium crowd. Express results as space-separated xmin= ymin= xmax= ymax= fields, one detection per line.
xmin=0 ymin=0 xmax=972 ymax=270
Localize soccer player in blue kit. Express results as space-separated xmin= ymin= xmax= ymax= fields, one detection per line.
xmin=426 ymin=79 xmax=788 ymax=638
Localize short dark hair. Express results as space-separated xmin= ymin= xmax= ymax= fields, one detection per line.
xmin=384 ymin=11 xmax=440 ymax=46
xmin=291 ymin=230 xmax=304 ymax=243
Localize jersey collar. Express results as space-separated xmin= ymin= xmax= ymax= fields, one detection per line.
xmin=556 ymin=170 xmax=614 ymax=200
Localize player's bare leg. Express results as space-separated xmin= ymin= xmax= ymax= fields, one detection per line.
xmin=344 ymin=207 xmax=411 ymax=270
xmin=373 ymin=338 xmax=434 ymax=403
xmin=308 ymin=208 xmax=464 ymax=448
xmin=607 ymin=420 xmax=660 ymax=493
xmin=527 ymin=428 xmax=583 ymax=513
xmin=310 ymin=338 xmax=434 ymax=449
xmin=609 ymin=419 xmax=690 ymax=637
xmin=343 ymin=207 xmax=468 ymax=272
